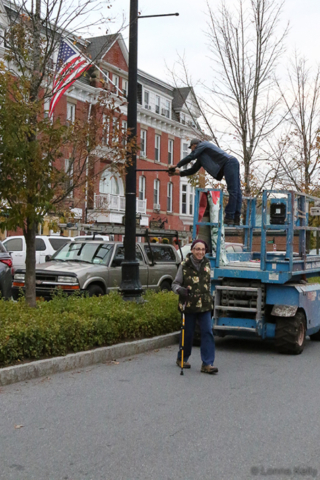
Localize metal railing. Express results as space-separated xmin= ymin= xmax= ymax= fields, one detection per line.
xmin=94 ymin=194 xmax=147 ymax=214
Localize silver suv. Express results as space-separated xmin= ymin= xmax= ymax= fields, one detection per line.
xmin=12 ymin=241 xmax=180 ymax=299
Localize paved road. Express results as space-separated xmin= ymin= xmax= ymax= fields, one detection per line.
xmin=1 ymin=336 xmax=320 ymax=480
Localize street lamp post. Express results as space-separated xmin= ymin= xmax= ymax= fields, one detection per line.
xmin=120 ymin=0 xmax=140 ymax=300
xmin=120 ymin=0 xmax=179 ymax=300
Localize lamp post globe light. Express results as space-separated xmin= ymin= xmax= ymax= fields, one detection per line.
xmin=120 ymin=0 xmax=179 ymax=300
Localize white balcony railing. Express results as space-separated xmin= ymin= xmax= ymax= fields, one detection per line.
xmin=94 ymin=193 xmax=147 ymax=214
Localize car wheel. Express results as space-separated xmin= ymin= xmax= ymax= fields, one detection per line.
xmin=160 ymin=280 xmax=171 ymax=292
xmin=275 ymin=311 xmax=306 ymax=355
xmin=86 ymin=284 xmax=104 ymax=297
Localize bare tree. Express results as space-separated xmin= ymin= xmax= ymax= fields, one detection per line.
xmin=270 ymin=56 xmax=320 ymax=194
xmin=205 ymin=0 xmax=288 ymax=195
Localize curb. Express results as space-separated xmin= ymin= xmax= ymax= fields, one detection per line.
xmin=0 ymin=332 xmax=180 ymax=386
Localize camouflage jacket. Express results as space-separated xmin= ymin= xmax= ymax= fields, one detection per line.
xmin=179 ymin=254 xmax=212 ymax=313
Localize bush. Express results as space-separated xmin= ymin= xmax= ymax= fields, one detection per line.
xmin=0 ymin=290 xmax=180 ymax=366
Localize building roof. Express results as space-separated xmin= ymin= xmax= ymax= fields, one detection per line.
xmin=85 ymin=34 xmax=119 ymax=62
xmin=137 ymin=73 xmax=173 ymax=97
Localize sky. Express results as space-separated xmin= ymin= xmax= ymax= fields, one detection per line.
xmin=103 ymin=0 xmax=320 ymax=86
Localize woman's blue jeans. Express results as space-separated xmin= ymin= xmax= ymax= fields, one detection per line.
xmin=177 ymin=310 xmax=215 ymax=366
xmin=224 ymin=157 xmax=242 ymax=219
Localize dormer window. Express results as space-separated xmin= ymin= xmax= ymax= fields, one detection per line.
xmin=144 ymin=90 xmax=150 ymax=109
xmin=155 ymin=95 xmax=160 ymax=114
xmin=161 ymin=99 xmax=170 ymax=119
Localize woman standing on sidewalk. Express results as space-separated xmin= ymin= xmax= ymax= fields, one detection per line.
xmin=172 ymin=239 xmax=218 ymax=374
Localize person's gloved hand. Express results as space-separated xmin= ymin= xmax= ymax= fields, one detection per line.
xmin=178 ymin=287 xmax=189 ymax=298
xmin=168 ymin=166 xmax=176 ymax=176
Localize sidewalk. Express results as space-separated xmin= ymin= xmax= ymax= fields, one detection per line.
xmin=0 ymin=332 xmax=179 ymax=386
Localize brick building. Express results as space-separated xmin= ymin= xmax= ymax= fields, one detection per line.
xmin=51 ymin=33 xmax=205 ymax=239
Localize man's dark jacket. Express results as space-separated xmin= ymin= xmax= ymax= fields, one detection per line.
xmin=176 ymin=141 xmax=235 ymax=180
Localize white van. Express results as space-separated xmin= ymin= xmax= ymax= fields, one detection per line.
xmin=3 ymin=236 xmax=73 ymax=269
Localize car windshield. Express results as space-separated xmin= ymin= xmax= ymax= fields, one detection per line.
xmin=52 ymin=242 xmax=114 ymax=265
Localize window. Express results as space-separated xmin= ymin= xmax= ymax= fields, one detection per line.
xmin=100 ymin=170 xmax=123 ymax=195
xmin=181 ymin=183 xmax=194 ymax=215
xmin=189 ymin=187 xmax=194 ymax=216
xmin=140 ymin=129 xmax=147 ymax=157
xmin=113 ymin=74 xmax=119 ymax=93
xmin=167 ymin=182 xmax=173 ymax=212
xmin=92 ymin=244 xmax=114 ymax=265
xmin=180 ymin=143 xmax=189 ymax=171
xmin=112 ymin=245 xmax=144 ymax=267
xmin=65 ymin=158 xmax=73 ymax=197
xmin=67 ymin=102 xmax=75 ymax=123
xmin=122 ymin=79 xmax=128 ymax=97
xmin=49 ymin=238 xmax=71 ymax=250
xmin=44 ymin=98 xmax=50 ymax=119
xmin=35 ymin=238 xmax=46 ymax=251
xmin=102 ymin=70 xmax=109 ymax=88
xmin=112 ymin=117 xmax=118 ymax=142
xmin=144 ymin=90 xmax=150 ymax=109
xmin=165 ymin=100 xmax=171 ymax=119
xmin=180 ymin=113 xmax=186 ymax=125
xmin=4 ymin=238 xmax=23 ymax=252
xmin=154 ymin=179 xmax=160 ymax=208
xmin=137 ymin=83 xmax=142 ymax=104
xmin=103 ymin=114 xmax=109 ymax=145
xmin=122 ymin=120 xmax=127 ymax=146
xmin=168 ymin=139 xmax=174 ymax=165
xmin=139 ymin=176 xmax=146 ymax=200
xmin=155 ymin=135 xmax=161 ymax=162
xmin=144 ymin=245 xmax=176 ymax=262
xmin=155 ymin=95 xmax=160 ymax=114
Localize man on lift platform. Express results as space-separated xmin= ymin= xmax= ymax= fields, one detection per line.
xmin=169 ymin=138 xmax=242 ymax=225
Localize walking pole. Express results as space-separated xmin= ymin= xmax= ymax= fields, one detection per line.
xmin=180 ymin=304 xmax=186 ymax=376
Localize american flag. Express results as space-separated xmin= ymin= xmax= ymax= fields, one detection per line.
xmin=49 ymin=40 xmax=90 ymax=118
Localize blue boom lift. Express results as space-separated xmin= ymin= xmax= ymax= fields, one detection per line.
xmin=193 ymin=189 xmax=320 ymax=354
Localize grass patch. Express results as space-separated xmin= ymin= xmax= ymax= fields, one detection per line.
xmin=0 ymin=290 xmax=180 ymax=367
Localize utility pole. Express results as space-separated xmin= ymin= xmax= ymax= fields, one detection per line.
xmin=120 ymin=1 xmax=179 ymax=300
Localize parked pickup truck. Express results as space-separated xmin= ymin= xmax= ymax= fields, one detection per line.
xmin=12 ymin=240 xmax=180 ymax=299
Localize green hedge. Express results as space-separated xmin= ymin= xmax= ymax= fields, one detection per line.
xmin=0 ymin=290 xmax=181 ymax=367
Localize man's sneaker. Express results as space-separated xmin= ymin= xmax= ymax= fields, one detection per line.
xmin=201 ymin=364 xmax=218 ymax=374
xmin=176 ymin=359 xmax=191 ymax=369
xmin=234 ymin=215 xmax=241 ymax=226
xmin=224 ymin=217 xmax=234 ymax=226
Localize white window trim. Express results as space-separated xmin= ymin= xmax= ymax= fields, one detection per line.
xmin=167 ymin=182 xmax=173 ymax=213
xmin=155 ymin=95 xmax=160 ymax=114
xmin=140 ymin=129 xmax=147 ymax=157
xmin=103 ymin=114 xmax=110 ymax=145
xmin=155 ymin=134 xmax=161 ymax=162
xmin=139 ymin=175 xmax=146 ymax=200
xmin=144 ymin=90 xmax=150 ymax=109
xmin=67 ymin=102 xmax=75 ymax=123
xmin=168 ymin=139 xmax=174 ymax=165
xmin=154 ymin=179 xmax=160 ymax=209
xmin=180 ymin=182 xmax=194 ymax=216
xmin=122 ymin=120 xmax=127 ymax=145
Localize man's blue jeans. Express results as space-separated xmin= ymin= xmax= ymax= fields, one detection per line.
xmin=224 ymin=157 xmax=242 ymax=219
xmin=177 ymin=310 xmax=215 ymax=366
